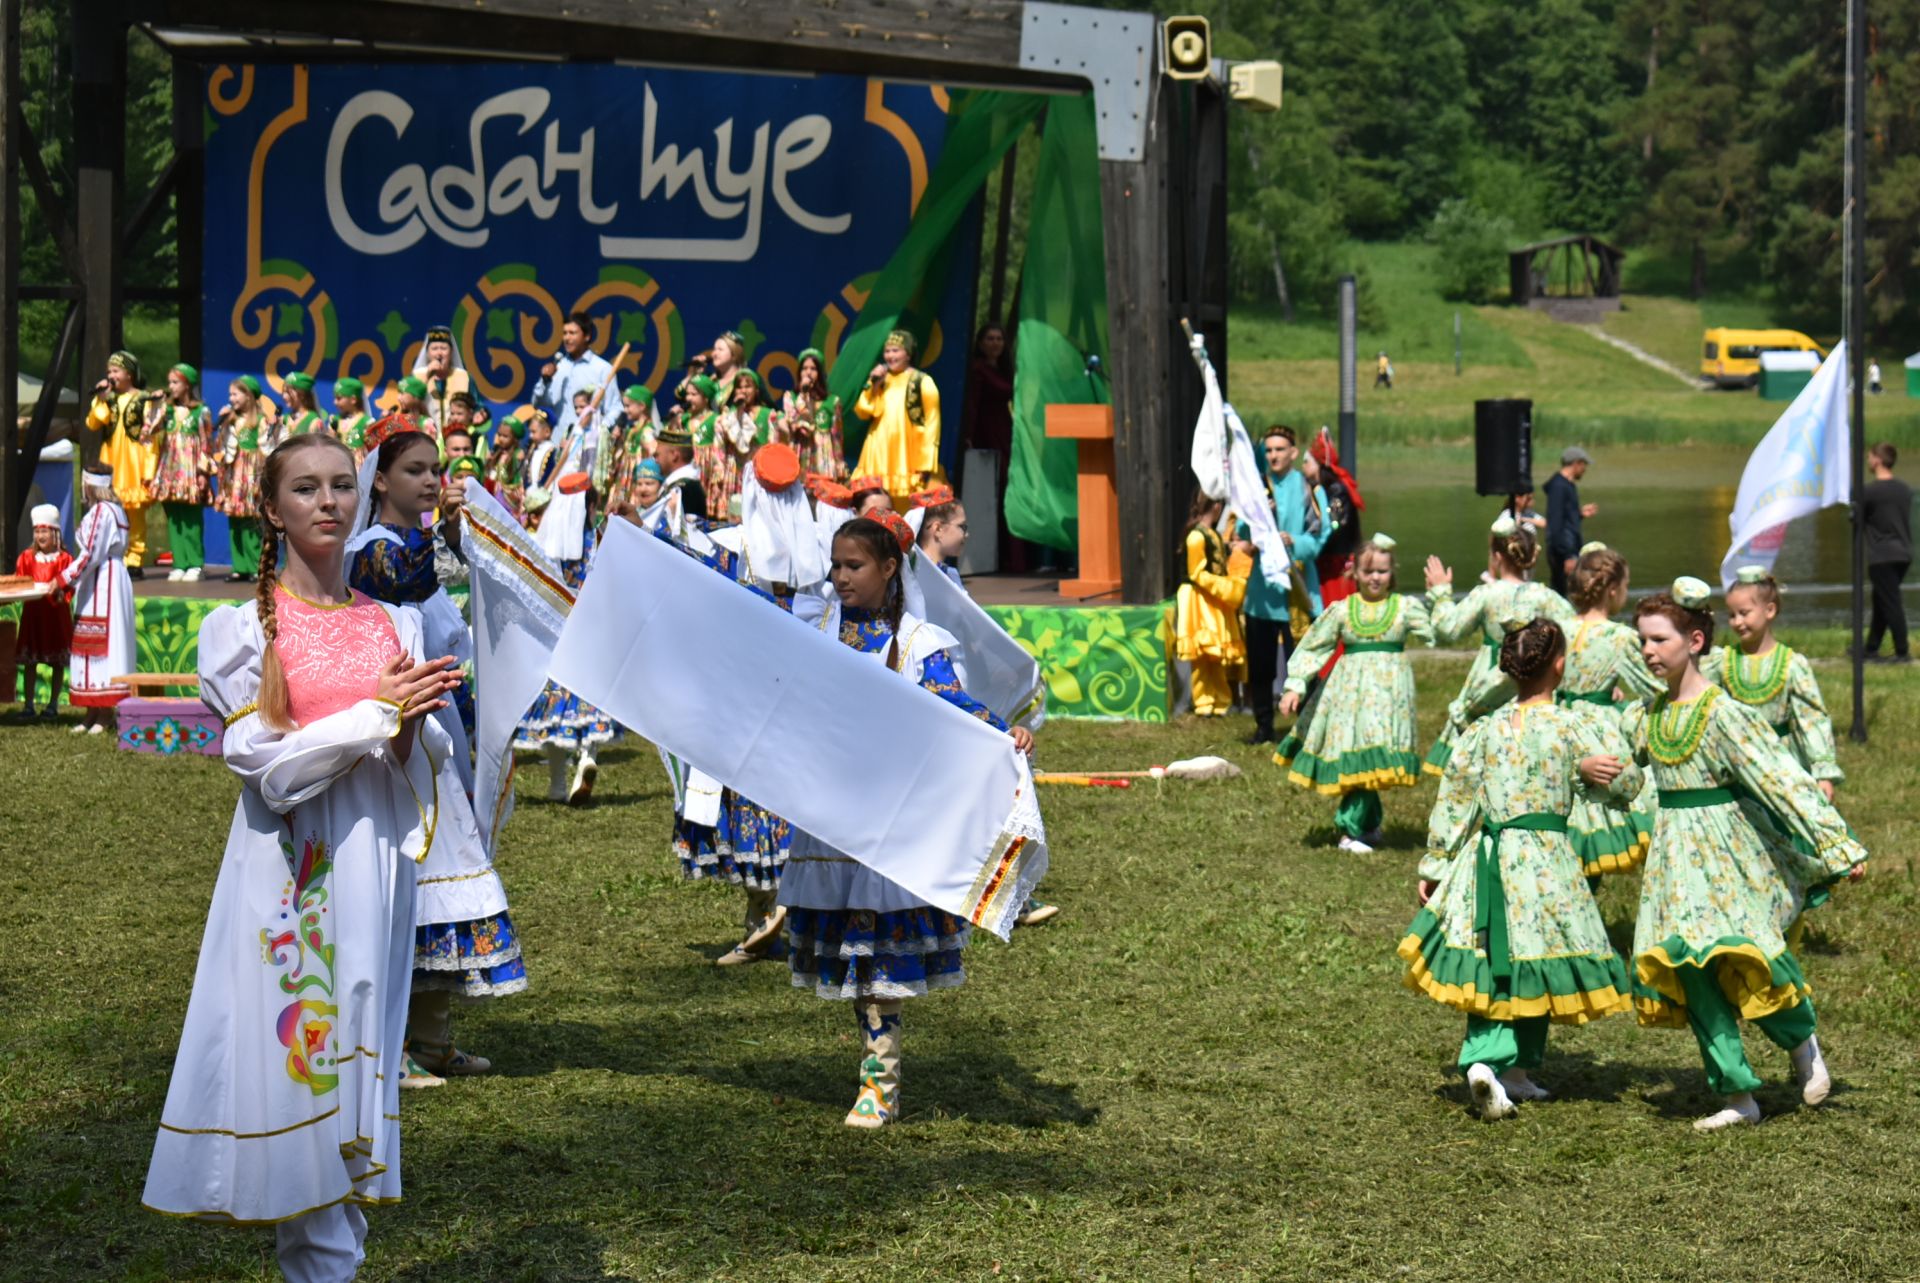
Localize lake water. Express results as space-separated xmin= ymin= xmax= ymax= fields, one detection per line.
xmin=1357 ymin=444 xmax=1907 ymax=628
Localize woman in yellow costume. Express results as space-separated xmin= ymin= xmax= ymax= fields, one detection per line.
xmin=853 ymin=329 xmax=944 ymax=509
xmin=85 ymin=350 xmax=160 ymax=577
xmin=1174 ymin=491 xmax=1252 ymax=716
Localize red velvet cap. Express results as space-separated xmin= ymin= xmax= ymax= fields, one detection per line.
xmin=754 ymin=441 xmax=802 ymax=492
xmin=871 ymin=508 xmax=915 ymax=555
xmin=910 ymin=485 xmax=955 ymax=508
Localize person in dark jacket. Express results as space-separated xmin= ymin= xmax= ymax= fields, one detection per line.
xmin=1543 ymin=446 xmax=1597 ymax=596
xmin=1862 ymin=441 xmax=1912 ymax=662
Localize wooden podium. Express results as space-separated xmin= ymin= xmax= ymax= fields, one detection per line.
xmin=1045 ymin=404 xmax=1121 ymax=599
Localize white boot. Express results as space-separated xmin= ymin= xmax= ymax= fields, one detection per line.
xmin=568 ymin=741 xmax=599 ymax=805
xmin=717 ymin=889 xmax=786 ymax=966
xmin=1693 ymin=1092 xmax=1761 ymax=1132
xmin=845 ymin=1000 xmax=902 ymax=1128
xmin=544 ymin=744 xmax=570 ymax=801
xmin=1792 ymin=1036 xmax=1832 ymax=1106
xmin=1467 ymin=1063 xmax=1515 ymax=1121
xmin=1499 ymin=1068 xmax=1552 ymax=1102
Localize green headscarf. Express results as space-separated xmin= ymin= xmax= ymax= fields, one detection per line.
xmin=170 ymin=362 xmax=199 ymax=387
xmin=398 ymin=374 xmax=428 ymax=399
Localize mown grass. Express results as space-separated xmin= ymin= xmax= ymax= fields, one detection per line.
xmin=2 ymin=654 xmax=1917 ymax=1281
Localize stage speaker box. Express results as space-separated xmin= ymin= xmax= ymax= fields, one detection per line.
xmin=1474 ymin=399 xmax=1532 ymax=496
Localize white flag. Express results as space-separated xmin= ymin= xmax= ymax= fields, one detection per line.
xmin=548 ymin=518 xmax=1049 ymax=940
xmin=460 ymin=479 xmax=575 ymax=852
xmin=1187 ymin=333 xmax=1289 ymax=586
xmin=1721 ymin=340 xmax=1852 ymax=588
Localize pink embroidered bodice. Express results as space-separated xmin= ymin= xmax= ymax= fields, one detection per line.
xmin=274 ymin=588 xmax=400 ymax=727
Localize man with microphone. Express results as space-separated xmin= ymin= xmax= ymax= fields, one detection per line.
xmin=84 ymin=350 xmax=161 ymax=578
xmin=531 ymin=311 xmax=618 ymax=440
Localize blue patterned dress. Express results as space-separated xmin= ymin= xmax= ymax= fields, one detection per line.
xmin=513 ymin=523 xmax=620 ymax=750
xmin=780 ymin=607 xmax=1009 ymax=1000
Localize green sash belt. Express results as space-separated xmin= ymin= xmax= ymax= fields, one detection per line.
xmin=1475 ymin=813 xmax=1569 ymax=989
xmin=1657 ymin=787 xmax=1737 ymax=809
xmin=1343 ymin=641 xmax=1404 ymax=654
xmin=1556 ymin=688 xmax=1614 ymax=707
xmin=1482 ymin=634 xmax=1501 ymax=650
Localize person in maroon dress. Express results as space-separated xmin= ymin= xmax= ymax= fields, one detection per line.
xmin=960 ymin=322 xmax=1019 ymax=572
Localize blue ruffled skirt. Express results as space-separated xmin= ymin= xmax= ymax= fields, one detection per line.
xmin=512 ymin=541 xmax=620 ymax=751
xmin=414 ymin=911 xmax=530 ymax=999
xmin=785 ymin=906 xmax=970 ymax=1001
xmin=676 ymin=793 xmax=790 ymax=889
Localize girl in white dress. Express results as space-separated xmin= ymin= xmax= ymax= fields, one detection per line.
xmin=62 ymin=465 xmax=136 ymax=731
xmin=143 ymin=434 xmax=462 ymax=1282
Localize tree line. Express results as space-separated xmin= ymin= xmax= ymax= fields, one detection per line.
xmin=1197 ymin=0 xmax=1918 ymax=342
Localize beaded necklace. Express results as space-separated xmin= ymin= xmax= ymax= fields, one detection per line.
xmin=1648 ymin=686 xmax=1719 ymax=765
xmin=1345 ymin=593 xmax=1399 ymax=640
xmin=1723 ymin=643 xmax=1792 ymax=706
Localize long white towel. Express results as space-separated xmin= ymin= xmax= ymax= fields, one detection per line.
xmin=550 ymin=518 xmax=1048 ymax=939
xmin=460 ymin=479 xmax=575 ymax=852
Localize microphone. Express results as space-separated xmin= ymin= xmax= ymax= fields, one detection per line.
xmin=1084 ymin=353 xmax=1104 ymax=378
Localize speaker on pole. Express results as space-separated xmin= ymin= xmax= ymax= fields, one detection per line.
xmin=1474 ymin=399 xmax=1532 ymax=496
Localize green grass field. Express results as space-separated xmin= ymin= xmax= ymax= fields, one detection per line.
xmin=3 ymin=654 xmax=1917 ymax=1281
xmin=1228 ymin=242 xmax=1920 ymax=449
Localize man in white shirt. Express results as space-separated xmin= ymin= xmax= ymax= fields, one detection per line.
xmin=531 ymin=311 xmax=618 ymax=432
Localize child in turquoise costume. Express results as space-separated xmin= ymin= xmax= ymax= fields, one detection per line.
xmin=1422 ymin=516 xmax=1576 ymax=775
xmin=1624 ymin=579 xmax=1864 ymax=1131
xmin=1560 ymin=544 xmax=1663 ymax=876
xmin=1275 ymin=534 xmax=1433 ymax=854
xmin=1399 ymin=619 xmax=1641 ymax=1120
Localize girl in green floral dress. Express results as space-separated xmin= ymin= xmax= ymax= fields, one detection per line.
xmin=1399 ymin=619 xmax=1640 ymax=1120
xmin=1561 ymin=545 xmax=1663 ymax=875
xmin=1276 ymin=534 xmax=1433 ymax=853
xmin=1422 ymin=516 xmax=1577 ymax=775
xmin=1625 ymin=580 xmax=1864 ymax=1132
xmin=1707 ymin=567 xmax=1843 ymax=798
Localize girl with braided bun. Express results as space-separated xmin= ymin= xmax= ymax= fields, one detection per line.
xmin=1559 ymin=544 xmax=1664 ymax=876
xmin=779 ymin=515 xmax=1032 ymax=1127
xmin=1623 ymin=579 xmax=1864 ymax=1131
xmin=1706 ymin=567 xmax=1843 ymax=798
xmin=1422 ymin=515 xmax=1577 ymax=775
xmin=1275 ymin=533 xmax=1434 ymax=853
xmin=143 ymin=433 xmax=464 ymax=1279
xmin=1399 ymin=619 xmax=1642 ymax=1121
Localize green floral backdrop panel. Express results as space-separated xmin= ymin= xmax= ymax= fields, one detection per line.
xmin=10 ymin=597 xmax=1171 ymax=723
xmin=984 ymin=603 xmax=1171 ymax=722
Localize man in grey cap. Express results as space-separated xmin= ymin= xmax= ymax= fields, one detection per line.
xmin=1544 ymin=446 xmax=1598 ymax=595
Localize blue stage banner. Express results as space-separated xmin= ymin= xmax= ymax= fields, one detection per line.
xmin=201 ymin=63 xmax=976 ymax=465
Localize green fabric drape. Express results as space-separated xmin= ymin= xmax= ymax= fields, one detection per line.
xmin=829 ymin=91 xmax=1046 ymax=461
xmin=1007 ymin=94 xmax=1110 ymax=552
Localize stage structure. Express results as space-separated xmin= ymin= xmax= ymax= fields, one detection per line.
xmin=2 ymin=0 xmax=1252 ymax=605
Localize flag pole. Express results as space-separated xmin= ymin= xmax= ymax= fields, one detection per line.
xmin=1845 ymin=0 xmax=1868 ymax=743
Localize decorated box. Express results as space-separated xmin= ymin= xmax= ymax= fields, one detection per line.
xmin=117 ymin=696 xmax=222 ymax=757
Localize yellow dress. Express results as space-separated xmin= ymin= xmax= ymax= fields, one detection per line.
xmin=1175 ymin=527 xmax=1251 ymax=715
xmin=86 ymin=389 xmax=160 ymax=567
xmin=853 ymin=367 xmax=945 ymax=505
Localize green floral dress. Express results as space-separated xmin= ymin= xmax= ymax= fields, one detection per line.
xmin=1620 ymin=687 xmax=1864 ymax=1029
xmin=1274 ymin=593 xmax=1433 ymax=794
xmin=1399 ymin=702 xmax=1638 ymax=1024
xmin=1561 ymin=618 xmax=1664 ymax=875
xmin=1703 ymin=644 xmax=1843 ymax=782
xmin=1424 ymin=580 xmax=1577 ymax=773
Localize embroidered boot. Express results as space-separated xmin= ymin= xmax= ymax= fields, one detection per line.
xmin=544 ymin=744 xmax=569 ymax=801
xmin=568 ymin=742 xmax=598 ymax=805
xmin=844 ymin=999 xmax=902 ymax=1128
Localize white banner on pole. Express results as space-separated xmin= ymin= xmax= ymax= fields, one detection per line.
xmin=1187 ymin=333 xmax=1289 ymax=586
xmin=1720 ymin=340 xmax=1852 ymax=588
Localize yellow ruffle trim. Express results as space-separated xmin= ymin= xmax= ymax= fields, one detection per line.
xmin=1580 ymin=830 xmax=1651 ymax=877
xmin=1287 ymin=765 xmax=1422 ymax=796
xmin=1422 ymin=760 xmax=1446 ymax=777
xmin=1632 ymin=941 xmax=1811 ymax=1029
xmin=1395 ymin=933 xmax=1633 ymax=1026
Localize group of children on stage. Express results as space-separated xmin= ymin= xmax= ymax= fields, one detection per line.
xmin=1174 ymin=474 xmax=1866 ymax=1133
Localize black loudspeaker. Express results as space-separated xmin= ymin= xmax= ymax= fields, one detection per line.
xmin=1474 ymin=399 xmax=1532 ymax=496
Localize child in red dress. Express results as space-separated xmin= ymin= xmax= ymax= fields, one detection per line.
xmin=14 ymin=504 xmax=75 ymax=716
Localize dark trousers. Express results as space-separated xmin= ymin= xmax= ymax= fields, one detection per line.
xmin=1867 ymin=561 xmax=1910 ymax=657
xmin=1550 ymin=552 xmax=1573 ymax=597
xmin=1245 ymin=614 xmax=1294 ymax=736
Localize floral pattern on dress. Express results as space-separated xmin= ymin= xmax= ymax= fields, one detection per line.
xmin=1622 ymin=689 xmax=1865 ymax=1028
xmin=1275 ymin=593 xmax=1434 ymax=794
xmin=1423 ymin=580 xmax=1578 ymax=771
xmin=147 ymin=404 xmax=213 ymax=505
xmin=1704 ymin=644 xmax=1843 ymax=782
xmin=1560 ymin=619 xmax=1664 ymax=874
xmin=1400 ymin=702 xmax=1639 ymax=1024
